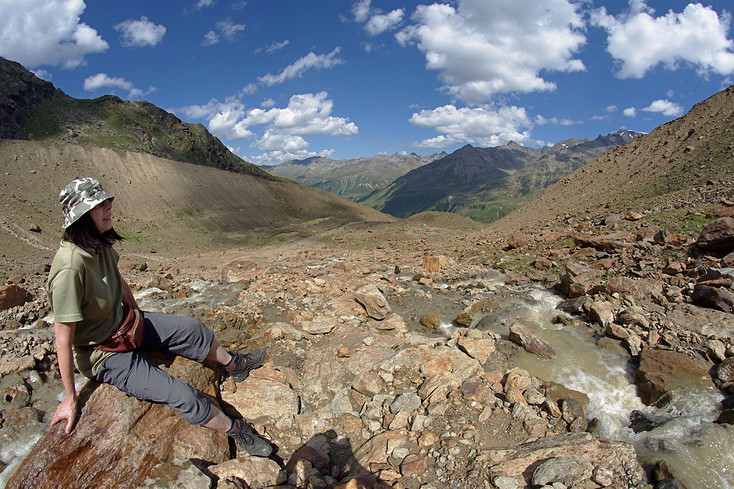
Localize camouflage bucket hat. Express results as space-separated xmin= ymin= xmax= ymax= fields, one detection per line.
xmin=58 ymin=177 xmax=114 ymax=229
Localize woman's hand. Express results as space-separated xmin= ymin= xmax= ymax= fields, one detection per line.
xmin=54 ymin=321 xmax=79 ymax=434
xmin=51 ymin=395 xmax=78 ymax=434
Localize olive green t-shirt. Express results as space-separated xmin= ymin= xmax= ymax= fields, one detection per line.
xmin=46 ymin=240 xmax=124 ymax=377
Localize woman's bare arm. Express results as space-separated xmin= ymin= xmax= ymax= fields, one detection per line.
xmin=120 ymin=276 xmax=139 ymax=310
xmin=51 ymin=321 xmax=78 ymax=434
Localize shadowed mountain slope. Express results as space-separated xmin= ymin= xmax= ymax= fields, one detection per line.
xmin=0 ymin=140 xmax=393 ymax=270
xmin=0 ymin=56 xmax=271 ymax=179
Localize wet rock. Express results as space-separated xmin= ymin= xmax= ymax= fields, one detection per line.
xmin=8 ymin=354 xmax=229 ymax=489
xmin=715 ymin=409 xmax=734 ymax=424
xmin=653 ymin=460 xmax=690 ymax=489
xmin=420 ymin=314 xmax=441 ymax=330
xmin=561 ymin=397 xmax=585 ymax=425
xmin=716 ymin=358 xmax=734 ymax=383
xmin=691 ymin=284 xmax=734 ymax=313
xmin=485 ymin=433 xmax=646 ymax=488
xmin=138 ymin=458 xmax=213 ymax=488
xmin=696 ymin=217 xmax=734 ymax=251
xmin=0 ymin=285 xmax=33 ymax=311
xmin=456 ymin=299 xmax=500 ymax=327
xmin=556 ymin=296 xmax=590 ymax=315
xmin=355 ymin=284 xmax=391 ymax=320
xmin=209 ymin=456 xmax=283 ymax=488
xmin=635 ymin=349 xmax=716 ymax=406
xmin=508 ymin=322 xmax=556 ymax=359
xmin=629 ymin=410 xmax=672 ymax=432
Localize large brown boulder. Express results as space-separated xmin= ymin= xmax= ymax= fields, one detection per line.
xmin=0 ymin=285 xmax=33 ymax=311
xmin=635 ymin=349 xmax=716 ymax=406
xmin=7 ymin=354 xmax=229 ymax=489
xmin=697 ymin=217 xmax=734 ymax=251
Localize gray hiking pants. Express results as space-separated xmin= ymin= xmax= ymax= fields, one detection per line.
xmin=95 ymin=311 xmax=215 ymax=425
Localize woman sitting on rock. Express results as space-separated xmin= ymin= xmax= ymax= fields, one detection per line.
xmin=45 ymin=177 xmax=272 ymax=457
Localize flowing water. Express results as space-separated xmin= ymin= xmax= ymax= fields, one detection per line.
xmin=2 ymin=272 xmax=732 ymax=488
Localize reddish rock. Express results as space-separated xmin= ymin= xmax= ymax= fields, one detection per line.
xmin=0 ymin=285 xmax=33 ymax=311
xmin=696 ymin=217 xmax=734 ymax=251
xmin=635 ymin=349 xmax=716 ymax=406
xmin=509 ymin=323 xmax=555 ymax=359
xmin=424 ymin=255 xmax=455 ymax=273
xmin=7 ymin=355 xmax=228 ymax=489
xmin=691 ymin=284 xmax=734 ymax=313
xmin=506 ymin=234 xmax=531 ymax=250
xmin=400 ymin=454 xmax=429 ymax=478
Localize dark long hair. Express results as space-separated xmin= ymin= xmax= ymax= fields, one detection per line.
xmin=62 ymin=212 xmax=124 ymax=254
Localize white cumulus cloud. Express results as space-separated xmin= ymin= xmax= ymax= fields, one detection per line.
xmin=642 ymin=99 xmax=684 ymax=117
xmin=177 ymin=92 xmax=357 ymax=164
xmin=114 ymin=17 xmax=166 ymax=48
xmin=84 ymin=73 xmax=134 ymax=92
xmin=258 ymin=48 xmax=344 ymax=86
xmin=202 ymin=19 xmax=245 ymax=46
xmin=353 ymin=0 xmax=404 ymax=36
xmin=83 ymin=73 xmax=154 ymax=100
xmin=409 ymin=104 xmax=533 ymax=148
xmin=0 ymin=0 xmax=108 ymax=69
xmin=592 ymin=1 xmax=734 ymax=79
xmin=396 ymin=0 xmax=586 ymax=104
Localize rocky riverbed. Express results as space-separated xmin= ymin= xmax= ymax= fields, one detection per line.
xmin=2 ymin=183 xmax=734 ymax=489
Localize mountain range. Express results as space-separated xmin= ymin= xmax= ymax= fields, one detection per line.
xmin=273 ymin=131 xmax=642 ymax=223
xmin=1 ymin=53 xmax=733 ymax=267
xmin=269 ymin=152 xmax=444 ymax=201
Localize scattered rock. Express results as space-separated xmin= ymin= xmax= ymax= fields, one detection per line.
xmin=355 ymin=284 xmax=391 ymax=320
xmin=508 ymin=322 xmax=555 ymax=359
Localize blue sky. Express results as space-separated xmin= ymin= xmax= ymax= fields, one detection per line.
xmin=1 ymin=0 xmax=733 ymax=166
